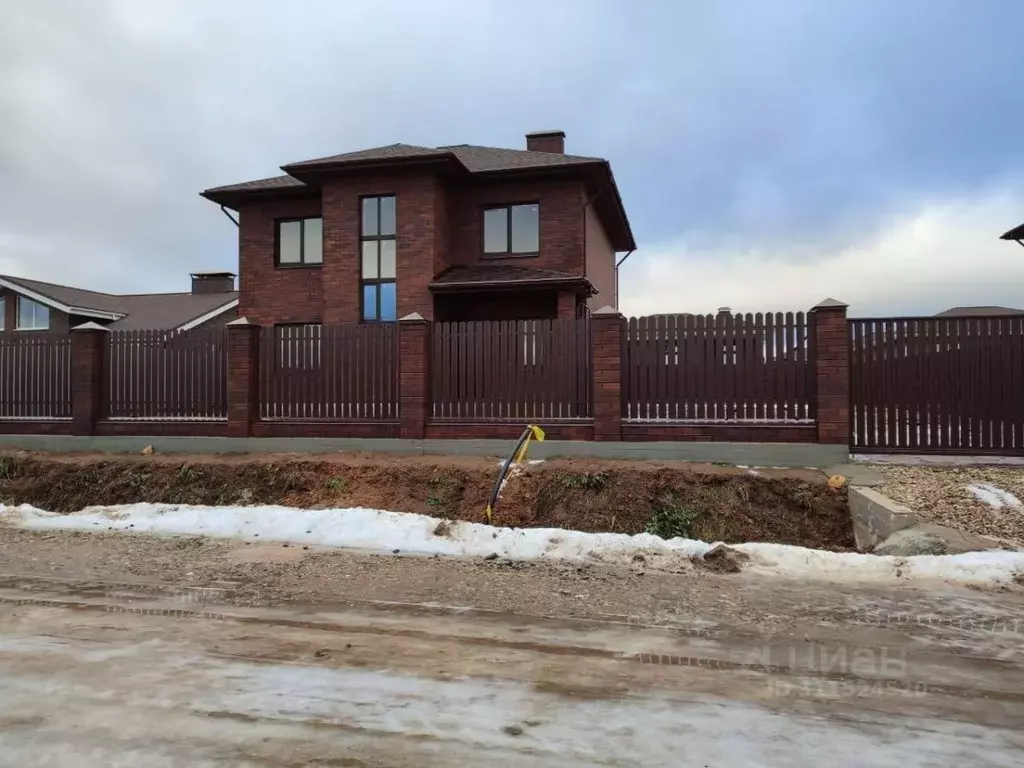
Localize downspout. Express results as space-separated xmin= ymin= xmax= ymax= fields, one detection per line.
xmin=614 ymin=249 xmax=635 ymax=309
xmin=220 ymin=205 xmax=239 ymax=227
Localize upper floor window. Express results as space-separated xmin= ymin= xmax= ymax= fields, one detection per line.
xmin=276 ymin=217 xmax=323 ymax=266
xmin=484 ymin=203 xmax=539 ymax=256
xmin=0 ymin=297 xmax=5 ymax=331
xmin=361 ymin=195 xmax=397 ymax=322
xmin=17 ymin=297 xmax=49 ymax=331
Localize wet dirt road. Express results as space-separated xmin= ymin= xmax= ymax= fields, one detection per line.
xmin=1 ymin=534 xmax=1023 ymax=766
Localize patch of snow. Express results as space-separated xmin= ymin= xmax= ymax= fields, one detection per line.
xmin=2 ymin=503 xmax=1022 ymax=587
xmin=967 ymin=483 xmax=1022 ymax=511
xmin=0 ymin=503 xmax=711 ymax=567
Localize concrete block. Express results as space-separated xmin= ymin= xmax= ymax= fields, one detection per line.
xmin=849 ymin=487 xmax=918 ymax=550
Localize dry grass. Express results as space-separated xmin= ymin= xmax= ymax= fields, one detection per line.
xmin=877 ymin=465 xmax=1024 ymax=545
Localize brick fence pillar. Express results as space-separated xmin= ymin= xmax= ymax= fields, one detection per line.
xmin=591 ymin=306 xmax=624 ymax=441
xmin=810 ymin=298 xmax=850 ymax=445
xmin=226 ymin=317 xmax=260 ymax=438
xmin=399 ymin=312 xmax=430 ymax=439
xmin=70 ymin=322 xmax=109 ymax=436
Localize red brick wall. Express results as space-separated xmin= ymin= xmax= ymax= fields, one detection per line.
xmin=449 ymin=178 xmax=586 ymax=273
xmin=425 ymin=421 xmax=593 ymax=440
xmin=237 ymin=196 xmax=324 ymax=324
xmin=320 ymin=172 xmax=441 ymax=322
xmin=621 ymin=424 xmax=818 ymax=443
xmin=812 ymin=304 xmax=850 ymax=444
xmin=237 ymin=174 xmax=588 ymax=327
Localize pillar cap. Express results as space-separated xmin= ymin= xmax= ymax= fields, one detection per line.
xmin=592 ymin=306 xmax=622 ymax=316
xmin=811 ymin=297 xmax=848 ymax=311
xmin=71 ymin=321 xmax=110 ymax=332
xmin=399 ymin=312 xmax=426 ymax=322
xmin=226 ymin=316 xmax=256 ymax=326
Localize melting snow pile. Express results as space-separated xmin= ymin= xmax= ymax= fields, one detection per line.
xmin=967 ymin=483 xmax=1023 ymax=512
xmin=2 ymin=502 xmax=1023 ymax=587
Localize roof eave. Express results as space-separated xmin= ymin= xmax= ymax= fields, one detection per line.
xmin=281 ymin=153 xmax=465 ymax=183
xmin=430 ymin=277 xmax=595 ymax=296
xmin=0 ymin=276 xmax=126 ymax=321
xmin=199 ymin=184 xmax=316 ymax=209
xmin=999 ymin=222 xmax=1024 ymax=241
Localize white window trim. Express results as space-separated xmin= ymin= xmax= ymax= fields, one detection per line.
xmin=16 ymin=296 xmax=51 ymax=331
xmin=176 ymin=298 xmax=240 ymax=331
xmin=0 ymin=277 xmax=125 ymax=322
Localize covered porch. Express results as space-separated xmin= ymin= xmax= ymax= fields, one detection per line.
xmin=429 ymin=264 xmax=593 ymax=322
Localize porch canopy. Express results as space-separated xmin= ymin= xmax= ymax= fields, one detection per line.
xmin=429 ymin=265 xmax=594 ymax=322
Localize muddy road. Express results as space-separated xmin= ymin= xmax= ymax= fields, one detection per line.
xmin=1 ymin=530 xmax=1023 ymax=766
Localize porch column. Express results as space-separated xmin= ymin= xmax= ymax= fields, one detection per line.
xmin=810 ymin=298 xmax=850 ymax=445
xmin=399 ymin=312 xmax=430 ymax=439
xmin=591 ymin=306 xmax=624 ymax=441
xmin=70 ymin=322 xmax=110 ymax=436
xmin=557 ymin=290 xmax=576 ymax=319
xmin=226 ymin=317 xmax=260 ymax=438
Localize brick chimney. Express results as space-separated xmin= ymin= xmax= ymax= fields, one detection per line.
xmin=526 ymin=130 xmax=565 ymax=154
xmin=191 ymin=271 xmax=236 ymax=294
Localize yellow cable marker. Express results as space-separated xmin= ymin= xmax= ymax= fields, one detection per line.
xmin=485 ymin=425 xmax=545 ymax=523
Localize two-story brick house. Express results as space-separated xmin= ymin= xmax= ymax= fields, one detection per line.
xmin=201 ymin=131 xmax=634 ymax=325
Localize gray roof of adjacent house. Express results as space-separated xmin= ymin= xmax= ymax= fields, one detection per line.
xmin=0 ymin=274 xmax=238 ymax=330
xmin=935 ymin=305 xmax=1024 ymax=317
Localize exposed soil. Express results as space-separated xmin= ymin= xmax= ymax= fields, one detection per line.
xmin=0 ymin=451 xmax=853 ymax=549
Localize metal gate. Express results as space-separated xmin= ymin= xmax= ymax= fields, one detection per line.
xmin=849 ymin=315 xmax=1024 ymax=454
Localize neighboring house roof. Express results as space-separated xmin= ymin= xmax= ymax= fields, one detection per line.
xmin=201 ymin=136 xmax=635 ymax=251
xmin=999 ymin=222 xmax=1024 ymax=241
xmin=935 ymin=306 xmax=1024 ymax=317
xmin=429 ymin=264 xmax=594 ymax=295
xmin=0 ymin=275 xmax=238 ymax=330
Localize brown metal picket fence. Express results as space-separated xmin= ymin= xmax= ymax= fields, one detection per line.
xmin=106 ymin=328 xmax=227 ymax=419
xmin=0 ymin=333 xmax=71 ymax=419
xmin=849 ymin=315 xmax=1024 ymax=454
xmin=258 ymin=323 xmax=399 ymax=420
xmin=430 ymin=318 xmax=591 ymax=420
xmin=622 ymin=312 xmax=814 ymax=422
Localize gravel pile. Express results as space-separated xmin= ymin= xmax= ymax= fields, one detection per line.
xmin=878 ymin=466 xmax=1024 ymax=546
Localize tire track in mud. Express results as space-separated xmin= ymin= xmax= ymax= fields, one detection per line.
xmin=3 ymin=584 xmax=1022 ymax=706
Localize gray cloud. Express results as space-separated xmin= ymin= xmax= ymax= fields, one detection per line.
xmin=1 ymin=0 xmax=1023 ymax=314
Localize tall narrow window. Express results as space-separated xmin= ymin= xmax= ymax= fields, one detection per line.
xmin=276 ymin=217 xmax=323 ymax=266
xmin=16 ymin=297 xmax=49 ymax=330
xmin=0 ymin=297 xmax=5 ymax=331
xmin=361 ymin=195 xmax=397 ymax=322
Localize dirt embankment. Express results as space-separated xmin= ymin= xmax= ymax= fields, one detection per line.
xmin=0 ymin=453 xmax=853 ymax=549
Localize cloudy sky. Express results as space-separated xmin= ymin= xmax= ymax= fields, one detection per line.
xmin=2 ymin=0 xmax=1023 ymax=316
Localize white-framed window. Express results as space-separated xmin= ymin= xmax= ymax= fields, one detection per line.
xmin=16 ymin=297 xmax=49 ymax=331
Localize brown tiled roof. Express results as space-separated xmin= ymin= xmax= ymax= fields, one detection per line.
xmin=205 ymin=144 xmax=605 ymax=198
xmin=0 ymin=274 xmax=237 ymax=330
xmin=430 ymin=264 xmax=593 ymax=293
xmin=441 ymin=145 xmax=603 ymax=172
xmin=935 ymin=306 xmax=1024 ymax=317
xmin=201 ymin=135 xmax=635 ymax=251
xmin=283 ymin=143 xmax=448 ymax=169
xmin=202 ymin=174 xmax=308 ymax=196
